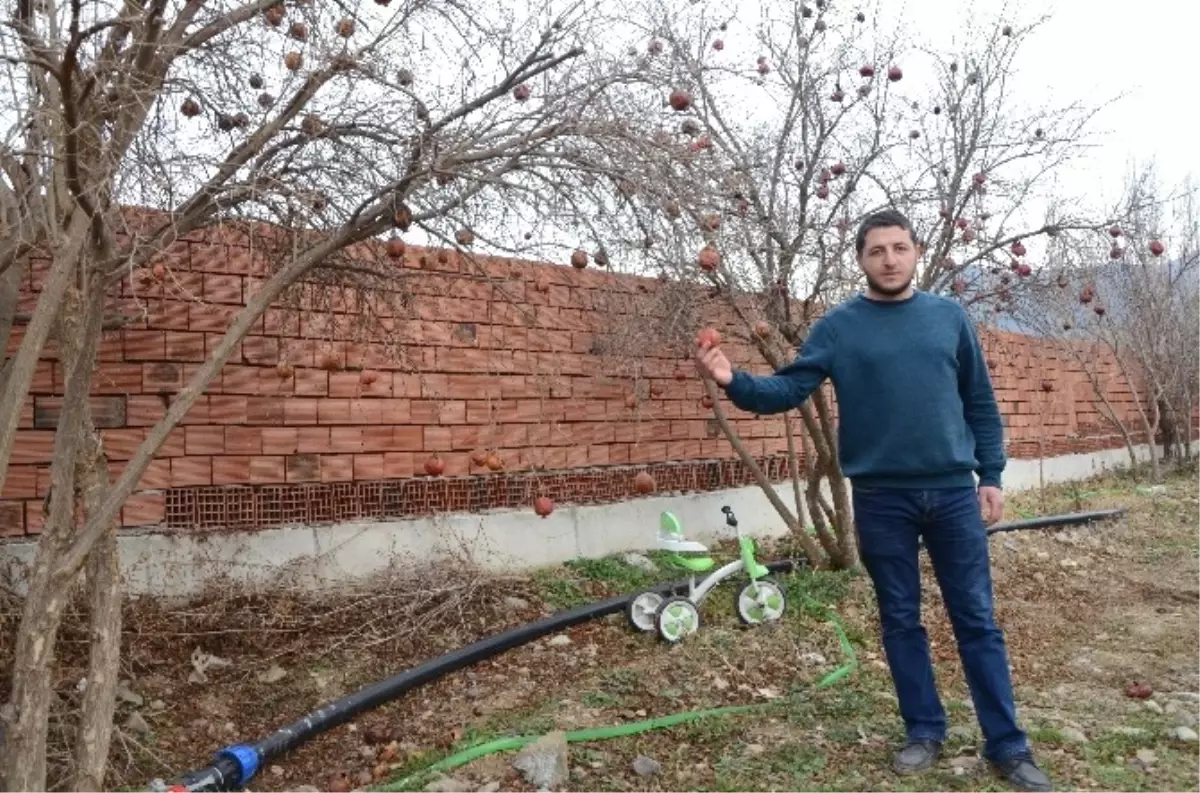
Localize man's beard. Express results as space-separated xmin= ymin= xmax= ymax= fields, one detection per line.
xmin=865 ymin=273 xmax=913 ymax=297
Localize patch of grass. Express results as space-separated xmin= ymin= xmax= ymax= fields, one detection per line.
xmin=532 ymin=553 xmax=670 ymax=608
xmin=677 ymin=713 xmax=745 ymax=743
xmin=599 ymin=668 xmax=640 ymax=696
xmin=782 ymin=568 xmax=858 ymax=612
xmin=563 ymin=555 xmax=660 ymax=592
xmin=580 ymin=690 xmax=622 ymax=709
xmin=453 ymin=698 xmax=564 ymax=752
xmin=530 ymin=568 xmax=587 ymax=609
xmin=1027 ymin=724 xmax=1064 ymax=743
xmin=1082 ymin=726 xmax=1158 ymax=761
xmin=712 ymin=742 xmax=827 ymax=791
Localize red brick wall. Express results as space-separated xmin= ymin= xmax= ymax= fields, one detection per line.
xmin=0 ymin=226 xmax=1160 ymax=537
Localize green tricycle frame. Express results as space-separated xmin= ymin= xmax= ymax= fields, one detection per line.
xmin=625 ymin=505 xmax=787 ymax=642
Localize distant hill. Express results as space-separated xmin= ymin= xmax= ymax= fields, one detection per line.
xmin=959 ymin=254 xmax=1197 ymax=337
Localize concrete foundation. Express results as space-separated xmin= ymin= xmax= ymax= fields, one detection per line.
xmin=0 ymin=443 xmax=1152 ymax=597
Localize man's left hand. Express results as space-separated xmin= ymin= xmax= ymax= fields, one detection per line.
xmin=979 ymin=486 xmax=1004 ymax=526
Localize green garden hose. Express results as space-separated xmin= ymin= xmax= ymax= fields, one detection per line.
xmin=376 ymin=594 xmax=857 ymax=792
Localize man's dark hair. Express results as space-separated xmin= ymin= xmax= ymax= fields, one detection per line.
xmin=855 ymin=209 xmax=919 ymax=256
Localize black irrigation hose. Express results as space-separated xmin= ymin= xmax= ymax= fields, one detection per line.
xmin=165 ymin=507 xmax=1125 ymax=792
xmin=167 ymin=561 xmax=803 ymax=792
xmin=985 ymin=507 xmax=1125 ymax=535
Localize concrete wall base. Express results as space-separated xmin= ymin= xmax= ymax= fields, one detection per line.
xmin=0 ymin=444 xmax=1153 ymax=597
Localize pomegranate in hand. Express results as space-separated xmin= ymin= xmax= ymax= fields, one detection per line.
xmin=694 ymin=328 xmax=732 ymax=386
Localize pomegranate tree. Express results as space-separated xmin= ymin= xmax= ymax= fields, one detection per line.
xmin=0 ymin=2 xmax=628 ymax=785
xmin=547 ymin=0 xmax=1111 ymax=575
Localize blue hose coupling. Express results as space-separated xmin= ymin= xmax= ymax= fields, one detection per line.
xmin=216 ymin=744 xmax=260 ymax=787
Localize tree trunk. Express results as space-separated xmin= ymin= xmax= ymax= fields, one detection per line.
xmin=782 ymin=411 xmax=812 ymax=528
xmin=0 ymin=275 xmax=103 ymax=791
xmin=702 ymin=379 xmax=827 ymax=568
xmin=792 ymin=397 xmax=856 ymax=569
xmin=70 ymin=423 xmax=121 ymax=792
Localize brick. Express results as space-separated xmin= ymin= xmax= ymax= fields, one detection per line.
xmin=283 ymin=398 xmax=319 ymax=425
xmin=171 ymin=457 xmax=212 ymax=486
xmin=145 ymin=300 xmax=190 ymax=330
xmin=126 ymin=395 xmax=166 ymax=426
xmin=320 ymin=454 xmax=354 ymax=482
xmin=2 ymin=466 xmax=38 ymax=499
xmin=90 ymin=363 xmax=141 ymax=394
xmin=225 ymin=427 xmax=263 ymax=455
xmin=295 ymin=426 xmax=330 ymax=453
xmin=0 ymin=501 xmax=24 ymax=536
xmin=190 ymin=243 xmax=235 ymax=273
xmin=329 ymin=427 xmax=364 ymax=453
xmin=450 ymin=426 xmax=482 ymax=449
xmin=566 ymin=444 xmax=588 ymax=467
xmin=33 ymin=396 xmax=126 ymax=429
xmin=241 ymin=336 xmax=279 ymax=365
xmin=12 ymin=431 xmax=54 ymax=465
xmin=246 ymin=397 xmax=284 ymax=424
xmin=382 ymin=452 xmax=414 ymax=477
xmin=261 ymin=427 xmax=300 ymax=455
xmin=143 ymin=362 xmax=183 ymax=392
xmin=96 ymin=331 xmax=125 ymax=361
xmin=392 ymin=426 xmax=423 ymax=451
xmin=249 ymin=456 xmax=286 ymax=483
xmin=123 ymin=493 xmax=165 ymax=526
xmin=318 ymin=399 xmax=352 ymax=425
xmin=188 ymin=303 xmax=240 ymax=333
xmin=294 ymin=368 xmax=329 ymax=395
xmin=137 ymin=459 xmax=171 ymax=490
xmin=410 ymin=400 xmax=440 ymax=424
xmin=125 ymin=330 xmax=167 ymax=360
xmin=349 ymin=399 xmax=384 ymax=425
xmin=222 ymin=365 xmax=259 ymax=394
xmin=164 ymin=268 xmax=204 ymax=299
xmin=392 ymin=373 xmax=422 ymax=397
xmin=203 ymin=274 xmax=244 ymax=304
xmin=212 ymin=456 xmax=252 ymax=485
xmin=379 ymin=399 xmax=411 ymax=424
xmin=165 ymin=331 xmax=207 ymax=361
xmin=329 ymin=372 xmax=365 ymax=398
xmin=438 ymin=401 xmax=466 ymax=424
xmin=286 ymin=454 xmax=320 ymax=482
xmin=23 ymin=501 xmax=43 ymax=534
xmin=423 ymin=426 xmax=452 ymax=451
xmin=185 ymin=426 xmax=226 ymax=455
xmin=260 ymin=308 xmax=301 ymax=336
xmin=353 ymin=454 xmax=385 ymax=480
xmin=209 ymin=396 xmax=248 ymax=424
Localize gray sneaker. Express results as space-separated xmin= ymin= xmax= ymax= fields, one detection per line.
xmin=991 ymin=751 xmax=1053 ymax=792
xmin=892 ymin=739 xmax=942 ymax=775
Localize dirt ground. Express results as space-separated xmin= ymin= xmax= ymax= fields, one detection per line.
xmin=2 ymin=467 xmax=1197 ymax=792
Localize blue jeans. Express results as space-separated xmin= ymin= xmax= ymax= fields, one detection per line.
xmin=852 ymin=485 xmax=1029 ymax=762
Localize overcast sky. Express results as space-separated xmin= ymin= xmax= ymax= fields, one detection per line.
xmin=879 ymin=0 xmax=1195 ymax=206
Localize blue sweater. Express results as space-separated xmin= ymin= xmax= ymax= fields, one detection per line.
xmin=724 ymin=291 xmax=1006 ymax=489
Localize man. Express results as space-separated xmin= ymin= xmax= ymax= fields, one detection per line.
xmin=694 ymin=209 xmax=1052 ymax=792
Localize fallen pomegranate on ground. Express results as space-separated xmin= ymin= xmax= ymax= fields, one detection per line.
xmin=1125 ymin=682 xmax=1153 ymax=700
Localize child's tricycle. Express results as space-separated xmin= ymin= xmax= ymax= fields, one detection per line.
xmin=625 ymin=505 xmax=787 ymax=643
